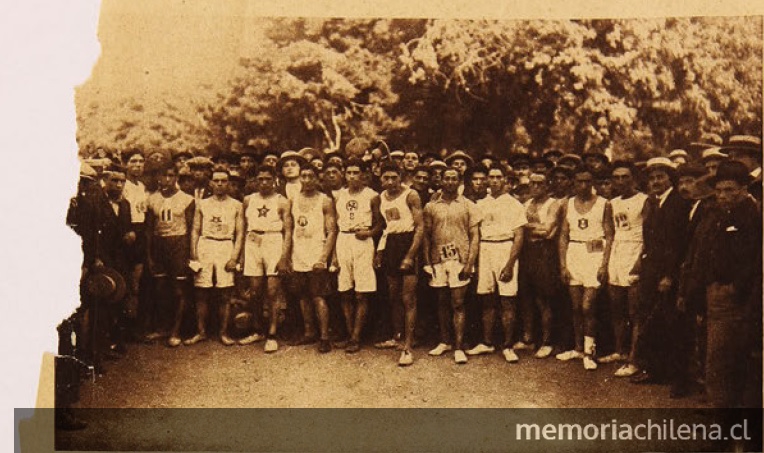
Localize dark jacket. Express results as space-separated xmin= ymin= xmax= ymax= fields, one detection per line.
xmin=682 ymin=197 xmax=761 ymax=307
xmin=80 ymin=187 xmax=133 ymax=273
xmin=640 ymin=188 xmax=691 ymax=292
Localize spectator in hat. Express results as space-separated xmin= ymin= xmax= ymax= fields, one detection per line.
xmin=722 ymin=135 xmax=762 ymax=203
xmin=557 ymin=154 xmax=583 ymax=172
xmin=549 ymin=166 xmax=574 ymax=200
xmin=630 ymin=157 xmax=691 ymax=386
xmin=464 ymin=164 xmax=489 ymax=202
xmin=428 ymin=160 xmax=447 ymax=193
xmin=260 ymin=151 xmax=279 ymax=169
xmin=668 ymin=149 xmax=689 ymax=166
xmin=543 ymin=148 xmax=564 ymax=166
xmin=277 ymin=151 xmax=307 ymax=200
xmin=444 ymin=150 xmax=473 ymax=177
xmin=701 ymin=148 xmax=727 ymax=177
xmin=177 ymin=166 xmax=195 ymax=196
xmin=680 ymin=160 xmax=761 ymax=407
xmin=582 ymin=151 xmax=609 ymax=174
xmin=173 ymin=150 xmax=193 ymax=173
xmin=531 ymin=156 xmax=553 ymax=176
xmin=509 ymin=154 xmax=531 ymax=178
xmin=420 ymin=152 xmax=439 ymax=167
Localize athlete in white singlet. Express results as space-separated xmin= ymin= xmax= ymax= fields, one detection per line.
xmin=557 ymin=167 xmax=614 ymax=370
xmin=606 ymin=162 xmax=648 ymax=376
xmin=333 ymin=159 xmax=382 ymax=354
xmin=241 ymin=166 xmax=292 ymax=353
xmin=145 ymin=165 xmax=195 ymax=347
xmin=186 ymin=167 xmax=244 ymax=346
xmin=375 ymin=162 xmax=423 ymax=366
xmin=122 ymin=149 xmax=148 ymax=328
xmin=290 ymin=164 xmax=338 ymax=353
xmin=468 ymin=165 xmax=527 ymax=363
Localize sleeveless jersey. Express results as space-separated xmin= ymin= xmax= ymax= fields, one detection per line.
xmin=292 ymin=193 xmax=328 ymax=269
xmin=147 ymin=190 xmax=194 ymax=237
xmin=525 ymin=197 xmax=556 ymax=225
xmin=198 ymin=197 xmax=241 ymax=240
xmin=610 ymin=192 xmax=647 ymax=242
xmin=380 ymin=188 xmax=415 ymax=234
xmin=476 ymin=193 xmax=527 ymax=241
xmin=245 ymin=193 xmax=285 ymax=233
xmin=123 ymin=179 xmax=148 ymax=224
xmin=567 ymin=196 xmax=606 ymax=242
xmin=335 ymin=187 xmax=377 ymax=232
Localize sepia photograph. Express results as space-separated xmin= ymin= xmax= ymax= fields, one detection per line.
xmin=6 ymin=0 xmax=763 ymax=451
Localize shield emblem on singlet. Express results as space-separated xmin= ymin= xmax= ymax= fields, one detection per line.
xmin=346 ymin=200 xmax=358 ymax=211
xmin=578 ymin=218 xmax=589 ymax=230
xmin=297 ymin=216 xmax=308 ymax=227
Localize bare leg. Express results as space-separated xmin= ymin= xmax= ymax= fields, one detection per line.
xmin=266 ymin=276 xmax=282 ymax=337
xmin=168 ymin=279 xmax=189 ymax=339
xmin=314 ymin=296 xmax=330 ymax=341
xmin=451 ymin=286 xmax=468 ymax=351
xmin=340 ymin=292 xmax=355 ymax=339
xmin=535 ymin=295 xmax=553 ymax=346
xmin=568 ymin=285 xmax=584 ymax=351
xmin=480 ymin=294 xmax=496 ymax=345
xmin=300 ymin=297 xmax=317 ymax=339
xmin=436 ymin=288 xmax=452 ymax=345
xmin=351 ymin=293 xmax=369 ymax=343
xmin=608 ymin=285 xmax=628 ymax=356
xmin=401 ymin=275 xmax=418 ymax=351
xmin=500 ymin=296 xmax=518 ymax=348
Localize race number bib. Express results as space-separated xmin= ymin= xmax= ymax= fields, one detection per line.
xmin=614 ymin=212 xmax=630 ymax=229
xmin=439 ymin=242 xmax=459 ymax=261
xmin=385 ymin=207 xmax=400 ymax=221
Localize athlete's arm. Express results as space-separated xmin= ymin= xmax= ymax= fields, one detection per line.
xmin=228 ymin=203 xmax=245 ymax=270
xmin=422 ymin=205 xmax=433 ymax=269
xmin=144 ymin=205 xmax=156 ymax=272
xmin=500 ymin=226 xmax=524 ymax=282
xmin=241 ymin=195 xmax=251 ymax=232
xmin=599 ymin=201 xmax=615 ymax=283
xmin=319 ymin=196 xmax=338 ymax=267
xmin=277 ymin=197 xmax=293 ymax=273
xmin=404 ymin=190 xmax=424 ymax=263
xmin=541 ymin=199 xmax=563 ymax=239
xmin=558 ymin=202 xmax=571 ymax=283
xmin=190 ymin=203 xmax=202 ymax=261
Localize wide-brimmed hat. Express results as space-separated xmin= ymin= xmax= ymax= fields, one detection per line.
xmin=445 ymin=150 xmax=474 ymax=166
xmin=557 ymin=153 xmax=583 ymax=169
xmin=186 ymin=156 xmax=214 ymax=169
xmin=701 ymin=147 xmax=727 ymax=162
xmin=721 ymin=135 xmax=762 ymax=157
xmin=688 ymin=133 xmax=724 ymax=154
xmin=581 ymin=150 xmax=610 ymax=164
xmin=668 ymin=149 xmax=689 ymax=160
xmin=542 ymin=148 xmax=564 ymax=159
xmin=84 ymin=266 xmax=126 ymax=304
xmin=645 ymin=157 xmax=677 ymax=172
xmin=712 ymin=160 xmax=752 ymax=186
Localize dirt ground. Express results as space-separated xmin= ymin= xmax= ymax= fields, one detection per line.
xmin=71 ymin=340 xmax=707 ymax=409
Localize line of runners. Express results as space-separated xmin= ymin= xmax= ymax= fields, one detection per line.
xmin=68 ymin=135 xmax=761 ymax=409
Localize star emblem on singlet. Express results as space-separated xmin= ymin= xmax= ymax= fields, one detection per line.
xmin=257 ymin=205 xmax=269 ymax=217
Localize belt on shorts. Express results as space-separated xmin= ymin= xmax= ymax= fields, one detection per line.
xmin=340 ymin=230 xmax=360 ymax=234
xmin=480 ymin=238 xmax=513 ymax=243
xmin=249 ymin=230 xmax=281 ymax=235
xmin=202 ymin=236 xmax=233 ymax=241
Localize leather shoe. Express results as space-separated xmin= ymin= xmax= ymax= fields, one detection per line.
xmin=630 ymin=370 xmax=657 ymax=384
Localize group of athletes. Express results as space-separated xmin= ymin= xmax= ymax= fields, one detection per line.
xmin=67 ymin=133 xmax=761 ymax=410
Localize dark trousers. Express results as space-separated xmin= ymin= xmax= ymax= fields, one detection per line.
xmin=705 ymin=282 xmax=749 ymax=408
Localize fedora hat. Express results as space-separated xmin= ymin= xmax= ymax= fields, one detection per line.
xmin=84 ymin=266 xmax=126 ymax=304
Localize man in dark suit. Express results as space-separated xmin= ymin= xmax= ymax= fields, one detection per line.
xmin=79 ymin=164 xmax=135 ymax=371
xmin=630 ymin=157 xmax=691 ymax=389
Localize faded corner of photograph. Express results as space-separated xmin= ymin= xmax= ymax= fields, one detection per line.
xmin=56 ymin=3 xmax=763 ymax=451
